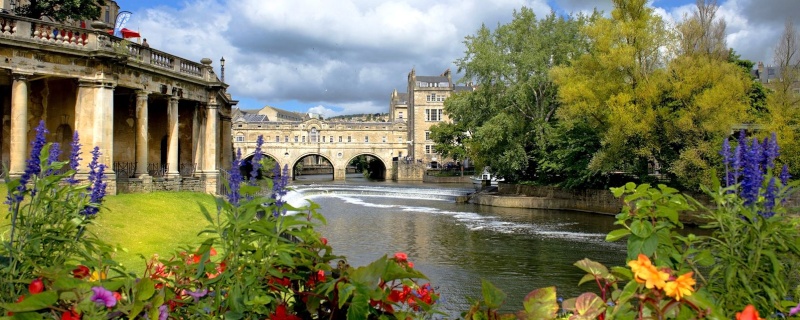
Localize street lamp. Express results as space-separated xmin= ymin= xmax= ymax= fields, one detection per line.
xmin=220 ymin=56 xmax=225 ymax=83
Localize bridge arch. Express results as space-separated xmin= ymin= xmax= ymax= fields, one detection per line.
xmin=345 ymin=152 xmax=389 ymax=180
xmin=288 ymin=152 xmax=335 ymax=181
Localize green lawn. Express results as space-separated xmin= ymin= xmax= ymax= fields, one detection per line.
xmin=0 ymin=184 xmax=219 ymax=274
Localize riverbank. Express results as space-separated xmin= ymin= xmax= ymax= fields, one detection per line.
xmin=467 ymin=183 xmax=710 ymax=224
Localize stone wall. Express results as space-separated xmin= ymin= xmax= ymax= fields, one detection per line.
xmin=118 ymin=176 xmax=207 ymax=193
xmin=392 ymin=161 xmax=425 ymax=181
xmin=470 ymin=184 xmax=623 ymax=215
xmin=422 ymin=174 xmax=470 ymax=184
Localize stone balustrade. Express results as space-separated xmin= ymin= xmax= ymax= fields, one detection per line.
xmin=0 ymin=13 xmax=211 ymax=81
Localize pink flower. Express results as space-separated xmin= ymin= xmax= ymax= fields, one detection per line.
xmin=90 ymin=286 xmax=117 ymax=308
xmin=394 ymin=252 xmax=408 ymax=262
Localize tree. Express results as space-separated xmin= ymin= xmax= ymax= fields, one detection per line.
xmin=15 ymin=0 xmax=107 ymax=23
xmin=551 ymin=0 xmax=672 ymax=179
xmin=552 ymin=0 xmax=751 ymax=189
xmin=434 ymin=8 xmax=592 ymax=182
xmin=761 ymin=21 xmax=800 ymax=173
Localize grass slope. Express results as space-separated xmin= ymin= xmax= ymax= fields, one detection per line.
xmin=1 ymin=184 xmax=218 ymax=274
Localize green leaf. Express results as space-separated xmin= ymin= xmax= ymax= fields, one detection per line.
xmin=481 ymin=279 xmax=507 ymax=310
xmin=337 ymin=283 xmax=355 ymax=309
xmin=573 ymin=258 xmax=609 ymax=278
xmin=577 ymin=274 xmax=596 ymax=286
xmin=571 ymin=292 xmax=605 ymax=319
xmin=135 ymin=278 xmax=155 ymax=301
xmin=346 ymin=292 xmax=370 ymax=320
xmin=611 ymin=186 xmax=624 ymax=198
xmin=0 ymin=291 xmax=57 ymax=312
xmin=610 ymin=266 xmax=633 ymax=281
xmin=605 ymin=228 xmax=631 ymax=242
xmin=630 ymin=220 xmax=653 ymax=238
xmin=517 ymin=286 xmax=558 ymax=319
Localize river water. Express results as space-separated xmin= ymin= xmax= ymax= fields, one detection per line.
xmin=288 ymin=175 xmax=627 ymax=317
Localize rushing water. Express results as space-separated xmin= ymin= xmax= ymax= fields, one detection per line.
xmin=287 ymin=176 xmax=627 ymax=317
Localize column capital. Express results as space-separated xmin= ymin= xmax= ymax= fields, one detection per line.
xmin=11 ymin=72 xmax=33 ymax=81
xmin=135 ymin=90 xmax=150 ymax=98
xmin=169 ymin=96 xmax=180 ymax=102
xmin=207 ymin=102 xmax=219 ymax=109
xmin=78 ymin=78 xmax=116 ymax=89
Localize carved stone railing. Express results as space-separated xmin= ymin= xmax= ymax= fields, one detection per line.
xmin=0 ymin=13 xmax=213 ymax=81
xmin=148 ymin=162 xmax=168 ymax=178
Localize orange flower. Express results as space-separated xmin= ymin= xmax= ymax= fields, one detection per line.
xmin=663 ymin=272 xmax=695 ymax=301
xmin=627 ymin=254 xmax=653 ymax=275
xmin=736 ymin=305 xmax=764 ymax=320
xmin=628 ymin=254 xmax=668 ymax=289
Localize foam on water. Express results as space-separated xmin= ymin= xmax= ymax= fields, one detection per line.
xmin=297 ymin=185 xmax=612 ymax=245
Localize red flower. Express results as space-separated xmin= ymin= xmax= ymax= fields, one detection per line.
xmin=320 ymin=237 xmax=328 ymax=245
xmin=112 ymin=291 xmax=122 ymax=301
xmin=29 ymin=278 xmax=44 ymax=294
xmin=8 ymin=296 xmax=24 ymax=316
xmin=73 ymin=265 xmax=90 ymax=279
xmin=269 ymin=304 xmax=301 ymax=320
xmin=61 ymin=308 xmax=81 ymax=320
xmin=394 ymin=252 xmax=408 ymax=262
xmin=736 ymin=305 xmax=764 ymax=320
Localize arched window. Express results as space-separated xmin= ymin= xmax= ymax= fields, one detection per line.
xmin=310 ymin=128 xmax=319 ymax=143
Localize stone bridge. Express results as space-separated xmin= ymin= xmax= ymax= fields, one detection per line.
xmin=232 ymin=118 xmax=414 ymax=180
xmin=0 ymin=13 xmax=236 ymax=194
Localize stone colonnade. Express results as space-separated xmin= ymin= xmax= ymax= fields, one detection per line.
xmin=5 ymin=72 xmax=225 ymax=194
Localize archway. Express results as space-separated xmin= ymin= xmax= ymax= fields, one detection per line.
xmin=292 ymin=154 xmax=334 ymax=181
xmin=239 ymin=154 xmax=279 ymax=181
xmin=347 ymin=154 xmax=387 ymax=181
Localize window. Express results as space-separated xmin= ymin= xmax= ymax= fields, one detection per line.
xmin=382 ymin=136 xmax=386 ymax=143
xmin=275 ymin=136 xmax=280 ymax=142
xmin=294 ymin=136 xmax=299 ymax=142
xmin=285 ymin=136 xmax=289 ymax=142
xmin=322 ymin=136 xmax=326 ymax=142
xmin=426 ymin=93 xmax=445 ymax=102
xmin=339 ymin=136 xmax=343 ymax=142
xmin=235 ymin=134 xmax=244 ymax=142
xmin=398 ymin=111 xmax=403 ymax=119
xmin=310 ymin=128 xmax=318 ymax=143
xmin=365 ymin=136 xmax=369 ymax=143
xmin=425 ymin=131 xmax=431 ymax=141
xmin=302 ymin=136 xmax=306 ymax=143
xmin=425 ymin=145 xmax=434 ymax=154
xmin=330 ymin=136 xmax=333 ymax=143
xmin=425 ymin=109 xmax=443 ymax=122
xmin=347 ymin=136 xmax=352 ymax=143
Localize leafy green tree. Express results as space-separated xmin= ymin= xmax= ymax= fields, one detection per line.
xmin=553 ymin=0 xmax=751 ymax=189
xmin=436 ymin=8 xmax=593 ymax=182
xmin=14 ymin=0 xmax=107 ymax=22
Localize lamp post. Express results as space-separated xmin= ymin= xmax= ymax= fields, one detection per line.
xmin=220 ymin=56 xmax=225 ymax=83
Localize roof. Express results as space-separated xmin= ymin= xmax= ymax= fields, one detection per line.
xmin=454 ymin=85 xmax=476 ymax=92
xmin=242 ymin=114 xmax=269 ymax=122
xmin=416 ymin=75 xmax=449 ymax=83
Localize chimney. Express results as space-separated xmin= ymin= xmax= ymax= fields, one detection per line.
xmin=758 ymin=61 xmax=765 ymax=82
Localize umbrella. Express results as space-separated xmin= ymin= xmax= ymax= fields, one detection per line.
xmin=107 ymin=28 xmax=141 ymax=39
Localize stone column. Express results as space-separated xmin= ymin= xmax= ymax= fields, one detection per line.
xmin=204 ymin=103 xmax=218 ymax=172
xmin=75 ymin=77 xmax=117 ymax=194
xmin=134 ymin=91 xmax=149 ymax=178
xmin=166 ymin=96 xmax=180 ymax=178
xmin=220 ymin=115 xmax=232 ymax=170
xmin=9 ymin=73 xmax=30 ymax=176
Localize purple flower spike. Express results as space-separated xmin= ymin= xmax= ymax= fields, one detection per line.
xmin=250 ymin=135 xmax=265 ymax=184
xmin=82 ymin=147 xmax=107 ymax=216
xmin=90 ymin=286 xmax=117 ymax=308
xmin=45 ymin=142 xmax=61 ymax=176
xmin=741 ymin=138 xmax=764 ymax=206
xmin=789 ymin=301 xmax=800 ymax=317
xmin=780 ymin=164 xmax=791 ymax=186
xmin=761 ymin=177 xmax=777 ymax=218
xmin=158 ymin=305 xmax=168 ymax=320
xmin=66 ymin=131 xmax=82 ymax=185
xmin=762 ymin=133 xmax=779 ymax=170
xmin=271 ymin=163 xmax=290 ymax=217
xmin=186 ymin=288 xmax=208 ymax=303
xmin=227 ymin=149 xmax=243 ymax=206
xmin=720 ymin=138 xmax=732 ymax=187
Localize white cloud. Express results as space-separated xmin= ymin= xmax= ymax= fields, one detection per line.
xmin=126 ymin=0 xmax=799 ymax=114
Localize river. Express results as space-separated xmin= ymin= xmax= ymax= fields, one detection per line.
xmin=288 ymin=175 xmax=627 ymax=317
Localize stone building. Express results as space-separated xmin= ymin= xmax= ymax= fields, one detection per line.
xmin=0 ymin=10 xmax=236 ymax=194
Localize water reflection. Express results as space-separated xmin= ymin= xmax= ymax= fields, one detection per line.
xmin=294 ymin=181 xmax=627 ymax=317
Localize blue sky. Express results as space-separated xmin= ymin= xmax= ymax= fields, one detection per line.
xmin=114 ymin=0 xmax=799 ymax=116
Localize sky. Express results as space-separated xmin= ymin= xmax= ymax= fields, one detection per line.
xmin=114 ymin=0 xmax=800 ymax=117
